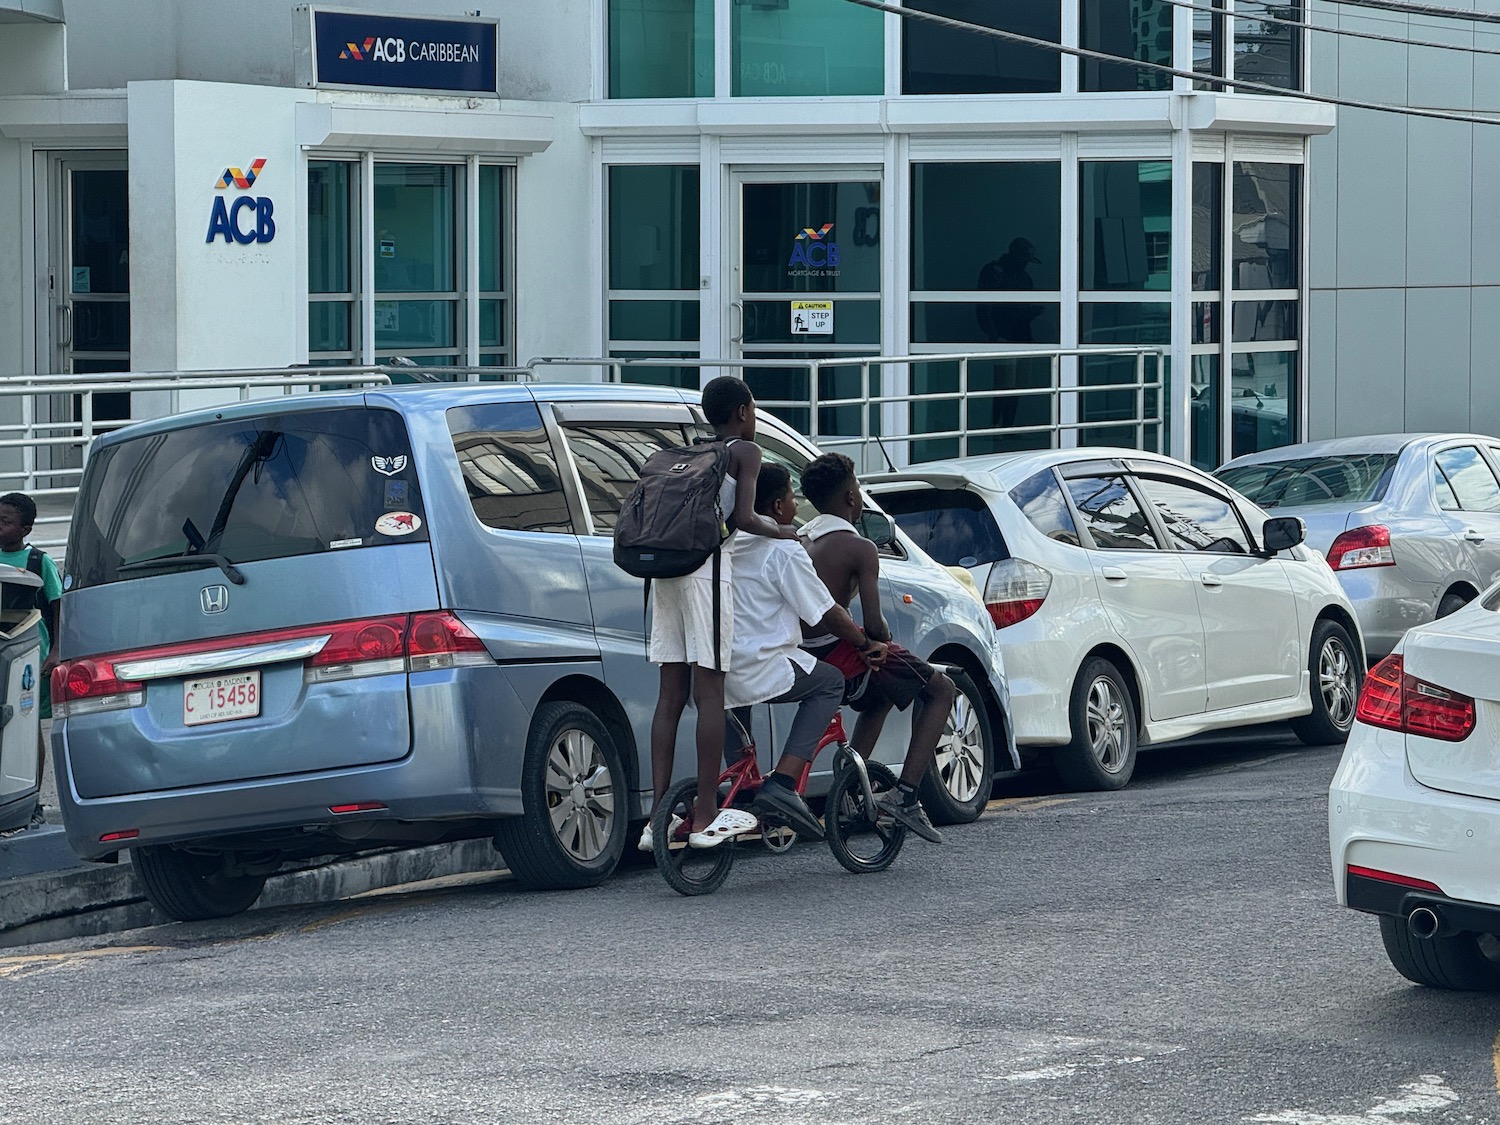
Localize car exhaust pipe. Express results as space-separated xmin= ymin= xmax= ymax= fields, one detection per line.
xmin=1407 ymin=905 xmax=1442 ymax=940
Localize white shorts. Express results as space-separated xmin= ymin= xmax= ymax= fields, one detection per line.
xmin=648 ymin=552 xmax=734 ymax=671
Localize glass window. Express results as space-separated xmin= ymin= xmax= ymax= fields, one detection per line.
xmin=1232 ymin=163 xmax=1299 ymax=291
xmin=1434 ymin=447 xmax=1500 ymax=514
xmin=608 ymin=166 xmax=701 ymax=386
xmin=902 ymin=0 xmax=1060 ymax=94
xmin=560 ymin=423 xmax=689 ymax=533
xmin=880 ymin=487 xmax=1010 ymax=567
xmin=609 ymin=0 xmax=712 ymax=98
xmin=1193 ymin=163 xmax=1221 ymax=293
xmin=1229 ymin=351 xmax=1296 ymax=458
xmin=1216 ymin=454 xmax=1398 ymax=508
xmin=1064 ymin=475 xmax=1159 ymax=550
xmin=1079 ymin=303 xmax=1171 ymax=345
xmin=912 ymin=163 xmax=1061 ymax=294
xmin=68 ymin=409 xmax=426 ymax=590
xmin=1136 ymin=476 xmax=1251 ymax=554
xmin=374 ymin=163 xmax=462 ymax=364
xmin=309 ymin=160 xmax=358 ymax=360
xmin=1081 ymin=0 xmax=1171 ymax=92
xmin=1232 ymin=300 xmax=1298 ymax=342
xmin=446 ymin=403 xmax=572 ymax=533
xmin=1234 ymin=1 xmax=1301 ymax=91
xmin=732 ymin=0 xmax=883 ymax=96
xmin=1194 ymin=5 xmax=1224 ymax=87
xmin=742 ymin=180 xmax=881 ymax=295
xmin=1190 ymin=354 xmax=1221 ymax=471
xmin=1081 ymin=162 xmax=1172 ymax=291
xmin=479 ymin=165 xmax=513 ymax=366
xmin=1010 ymin=469 xmax=1079 ymax=544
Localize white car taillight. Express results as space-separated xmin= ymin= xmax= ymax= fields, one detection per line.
xmin=982 ymin=558 xmax=1052 ymax=628
xmin=1326 ymin=524 xmax=1395 ymax=570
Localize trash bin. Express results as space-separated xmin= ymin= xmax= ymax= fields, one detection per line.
xmin=0 ymin=563 xmax=45 ymax=833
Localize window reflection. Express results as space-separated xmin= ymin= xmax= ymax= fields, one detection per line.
xmin=1081 ymin=0 xmax=1171 ymax=91
xmin=1081 ymin=162 xmax=1172 ymax=291
xmin=1064 ymin=475 xmax=1159 ymax=550
xmin=447 ymin=404 xmax=573 ymax=534
xmin=562 ymin=424 xmax=687 ymax=532
xmin=1232 ymin=163 xmax=1299 ymax=290
xmin=1434 ymin=447 xmax=1500 ymax=514
xmin=902 ymin=0 xmax=1060 ymax=94
xmin=609 ymin=0 xmax=713 ymax=98
xmin=1193 ymin=163 xmax=1222 ymax=292
xmin=1230 ymin=351 xmax=1296 ymax=458
xmin=732 ymin=0 xmax=883 ymax=96
xmin=1136 ymin=477 xmax=1250 ymax=553
xmin=1234 ymin=1 xmax=1302 ymax=91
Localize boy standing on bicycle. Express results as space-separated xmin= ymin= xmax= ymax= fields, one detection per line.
xmin=798 ymin=453 xmax=954 ymax=844
xmin=723 ymin=463 xmax=888 ymax=839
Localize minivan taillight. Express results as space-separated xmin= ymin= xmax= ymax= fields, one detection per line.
xmin=1354 ymin=654 xmax=1475 ymax=742
xmin=304 ymin=615 xmax=408 ymax=683
xmin=51 ymin=657 xmax=144 ymax=718
xmin=408 ymin=612 xmax=490 ymax=671
xmin=982 ymin=559 xmax=1052 ymax=629
xmin=1327 ymin=525 xmax=1395 ymax=571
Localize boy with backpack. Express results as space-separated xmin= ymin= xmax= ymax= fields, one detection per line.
xmin=623 ymin=376 xmax=800 ymax=850
xmin=0 ymin=493 xmax=62 ymax=827
xmin=797 ymin=454 xmax=953 ymax=844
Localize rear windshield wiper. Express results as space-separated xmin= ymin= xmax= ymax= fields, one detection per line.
xmin=118 ymin=553 xmax=246 ymax=585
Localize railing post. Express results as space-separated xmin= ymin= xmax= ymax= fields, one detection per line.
xmin=861 ymin=360 xmax=872 ymax=469
xmin=1136 ymin=350 xmax=1146 ymax=451
xmin=1052 ymin=355 xmax=1061 ymax=449
xmin=958 ymin=357 xmax=969 ymax=459
xmin=809 ymin=359 xmax=821 ymax=444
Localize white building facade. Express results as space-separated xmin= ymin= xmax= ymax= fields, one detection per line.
xmin=2 ymin=0 xmax=1427 ymax=472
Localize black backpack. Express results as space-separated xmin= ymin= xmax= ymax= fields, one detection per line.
xmin=613 ymin=438 xmax=735 ymax=579
xmin=1 ymin=546 xmax=56 ymax=638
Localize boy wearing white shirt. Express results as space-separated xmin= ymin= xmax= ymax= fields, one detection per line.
xmin=725 ymin=464 xmax=887 ymax=838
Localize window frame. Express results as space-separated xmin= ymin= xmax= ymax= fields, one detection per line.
xmin=1132 ymin=470 xmax=1256 ymax=556
xmin=1055 ymin=462 xmax=1164 ymax=552
xmin=1433 ymin=445 xmax=1500 ymax=514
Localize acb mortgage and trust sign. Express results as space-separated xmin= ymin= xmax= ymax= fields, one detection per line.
xmin=294 ymin=7 xmax=500 ymax=96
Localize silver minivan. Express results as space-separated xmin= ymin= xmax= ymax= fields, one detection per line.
xmin=52 ymin=383 xmax=1015 ymax=919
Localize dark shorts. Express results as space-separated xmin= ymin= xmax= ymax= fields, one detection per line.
xmin=807 ymin=639 xmax=936 ymax=713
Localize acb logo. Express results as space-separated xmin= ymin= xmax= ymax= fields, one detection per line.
xmin=206 ymin=158 xmax=276 ymax=245
xmin=787 ymin=223 xmax=839 ymax=268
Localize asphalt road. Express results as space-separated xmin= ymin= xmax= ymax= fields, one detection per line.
xmin=2 ymin=730 xmax=1498 ymax=1125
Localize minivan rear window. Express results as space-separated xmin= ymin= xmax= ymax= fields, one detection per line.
xmin=880 ymin=488 xmax=1009 ymax=567
xmin=68 ymin=407 xmax=427 ymax=589
xmin=1215 ymin=454 xmax=1397 ymax=508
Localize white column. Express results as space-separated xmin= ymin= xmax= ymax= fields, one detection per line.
xmin=1169 ymin=107 xmax=1193 ymax=461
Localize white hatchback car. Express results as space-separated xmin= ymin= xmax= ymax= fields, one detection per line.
xmin=1330 ymin=589 xmax=1500 ymax=990
xmin=870 ymin=449 xmax=1364 ymax=790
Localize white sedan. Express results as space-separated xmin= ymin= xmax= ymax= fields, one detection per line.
xmin=870 ymin=448 xmax=1364 ymax=790
xmin=1330 ymin=589 xmax=1500 ymax=990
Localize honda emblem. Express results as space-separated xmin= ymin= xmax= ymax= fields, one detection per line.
xmin=200 ymin=584 xmax=229 ymax=614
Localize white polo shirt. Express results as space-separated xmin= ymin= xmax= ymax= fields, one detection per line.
xmin=724 ymin=535 xmax=836 ymax=708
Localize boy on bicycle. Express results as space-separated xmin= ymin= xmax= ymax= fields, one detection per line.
xmin=798 ymin=453 xmax=954 ymax=843
xmin=723 ymin=463 xmax=888 ymax=839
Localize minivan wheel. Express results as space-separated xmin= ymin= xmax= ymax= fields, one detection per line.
xmin=918 ymin=669 xmax=994 ymax=825
xmin=1291 ymin=620 xmax=1360 ymax=746
xmin=1055 ymin=657 xmax=1137 ymax=792
xmin=133 ymin=845 xmax=269 ymax=922
xmin=494 ymin=701 xmax=627 ymax=891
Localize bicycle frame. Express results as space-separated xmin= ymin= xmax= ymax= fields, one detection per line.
xmin=718 ymin=710 xmax=874 ymax=809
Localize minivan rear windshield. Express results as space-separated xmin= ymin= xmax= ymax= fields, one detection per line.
xmin=1215 ymin=454 xmax=1398 ymax=509
xmin=68 ymin=407 xmax=427 ymax=590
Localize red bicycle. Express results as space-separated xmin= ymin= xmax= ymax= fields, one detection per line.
xmin=651 ymin=708 xmax=907 ymax=896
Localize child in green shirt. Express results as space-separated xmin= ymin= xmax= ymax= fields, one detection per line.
xmin=0 ymin=494 xmax=62 ymax=825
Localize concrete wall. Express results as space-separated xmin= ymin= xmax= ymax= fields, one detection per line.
xmin=1308 ymin=2 xmax=1500 ymax=439
xmin=60 ymin=0 xmax=593 ymax=102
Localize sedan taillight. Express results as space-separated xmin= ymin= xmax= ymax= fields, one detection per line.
xmin=1327 ymin=524 xmax=1395 ymax=570
xmin=983 ymin=558 xmax=1052 ymax=629
xmin=1354 ymin=654 xmax=1475 ymax=742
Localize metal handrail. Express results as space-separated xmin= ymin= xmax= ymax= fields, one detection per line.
xmin=526 ymin=348 xmax=1165 ymax=465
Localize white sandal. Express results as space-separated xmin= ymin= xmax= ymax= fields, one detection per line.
xmin=638 ymin=814 xmax=684 ymax=852
xmin=689 ymin=807 xmax=758 ymax=849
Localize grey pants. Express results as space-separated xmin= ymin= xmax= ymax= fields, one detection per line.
xmin=727 ymin=659 xmax=845 ymax=766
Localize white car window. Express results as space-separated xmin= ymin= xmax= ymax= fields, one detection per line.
xmin=1135 ymin=476 xmax=1251 ymax=555
xmin=1063 ymin=475 xmax=1159 ymax=551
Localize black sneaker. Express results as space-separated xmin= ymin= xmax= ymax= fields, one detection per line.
xmin=750 ymin=781 xmax=824 ymax=840
xmin=876 ymin=791 xmax=943 ymax=844
xmin=28 ymin=802 xmax=46 ymax=829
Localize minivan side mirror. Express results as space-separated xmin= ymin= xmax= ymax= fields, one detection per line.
xmin=1261 ymin=515 xmax=1305 ymax=554
xmin=858 ymin=510 xmax=896 ymax=548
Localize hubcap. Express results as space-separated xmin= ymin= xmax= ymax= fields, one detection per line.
xmin=543 ymin=727 xmax=615 ymax=862
xmin=935 ymin=690 xmax=984 ymax=803
xmin=1318 ymin=637 xmax=1358 ymax=731
xmin=1086 ymin=676 xmax=1129 ymax=773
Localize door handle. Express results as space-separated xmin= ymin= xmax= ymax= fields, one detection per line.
xmin=57 ymin=304 xmax=72 ymax=348
xmin=1100 ymin=566 xmax=1127 ymax=581
xmin=1465 ymin=529 xmax=1486 ymax=544
xmin=1200 ymin=573 xmax=1223 ymax=587
xmin=729 ymin=300 xmax=744 ymax=345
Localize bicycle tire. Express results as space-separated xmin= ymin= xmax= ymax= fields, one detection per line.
xmin=652 ymin=777 xmax=736 ymax=896
xmin=825 ymin=758 xmax=906 ymax=874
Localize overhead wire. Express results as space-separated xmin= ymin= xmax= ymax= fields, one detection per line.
xmin=841 ymin=0 xmax=1500 ymax=126
xmin=1156 ymin=0 xmax=1500 ymax=60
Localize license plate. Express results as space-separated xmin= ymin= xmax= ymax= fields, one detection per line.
xmin=183 ymin=670 xmax=261 ymax=727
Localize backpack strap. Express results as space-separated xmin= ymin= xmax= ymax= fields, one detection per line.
xmin=711 ymin=543 xmax=722 ymax=673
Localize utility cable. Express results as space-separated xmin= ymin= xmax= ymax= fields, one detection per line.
xmin=843 ymin=0 xmax=1500 ymax=126
xmin=1159 ymin=0 xmax=1500 ymax=59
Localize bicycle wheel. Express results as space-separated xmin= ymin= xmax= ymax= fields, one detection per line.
xmin=825 ymin=758 xmax=906 ymax=874
xmin=652 ymin=777 xmax=736 ymax=896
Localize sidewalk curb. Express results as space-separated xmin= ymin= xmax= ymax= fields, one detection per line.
xmin=0 ymin=837 xmax=506 ymax=948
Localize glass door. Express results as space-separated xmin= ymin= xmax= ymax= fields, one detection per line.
xmin=730 ymin=172 xmax=882 ymax=437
